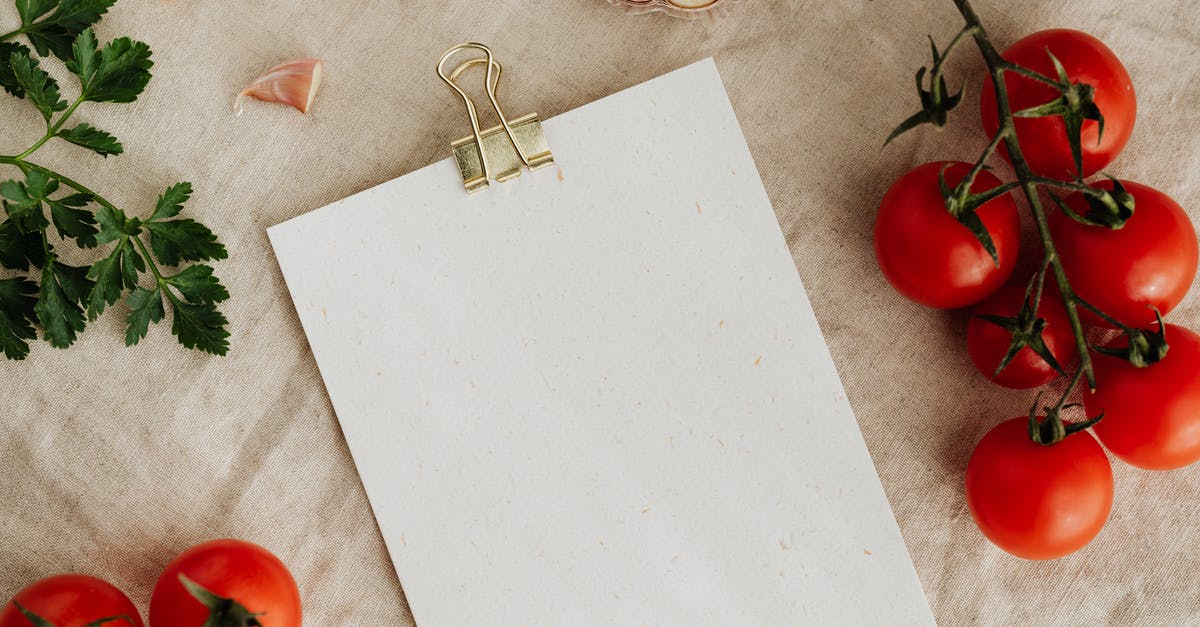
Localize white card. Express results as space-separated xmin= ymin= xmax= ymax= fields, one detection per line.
xmin=269 ymin=59 xmax=932 ymax=626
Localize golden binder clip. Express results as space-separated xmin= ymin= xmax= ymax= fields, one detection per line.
xmin=437 ymin=43 xmax=555 ymax=194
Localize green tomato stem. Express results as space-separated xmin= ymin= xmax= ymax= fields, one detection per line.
xmin=953 ymin=0 xmax=1097 ymax=439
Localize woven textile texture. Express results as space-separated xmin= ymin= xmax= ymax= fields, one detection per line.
xmin=2 ymin=1 xmax=1199 ymax=624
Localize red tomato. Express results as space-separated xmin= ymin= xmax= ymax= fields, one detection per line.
xmin=875 ymin=162 xmax=1020 ymax=308
xmin=1051 ymin=180 xmax=1198 ymax=328
xmin=965 ymin=417 xmax=1113 ymax=560
xmin=966 ymin=283 xmax=1078 ymax=389
xmin=981 ymin=29 xmax=1135 ymax=180
xmin=149 ymin=540 xmax=300 ymax=627
xmin=1086 ymin=324 xmax=1200 ymax=470
xmin=0 ymin=575 xmax=142 ymax=627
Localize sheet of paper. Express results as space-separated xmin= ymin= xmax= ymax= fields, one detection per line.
xmin=269 ymin=59 xmax=932 ymax=626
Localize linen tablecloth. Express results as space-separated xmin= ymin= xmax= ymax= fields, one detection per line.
xmin=3 ymin=1 xmax=1198 ymax=624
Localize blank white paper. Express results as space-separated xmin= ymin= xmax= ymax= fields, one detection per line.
xmin=269 ymin=59 xmax=932 ymax=626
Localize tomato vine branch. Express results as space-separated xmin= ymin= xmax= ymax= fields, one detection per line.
xmin=944 ymin=0 xmax=1101 ymax=442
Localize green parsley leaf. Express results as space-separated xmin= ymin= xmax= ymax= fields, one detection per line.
xmin=149 ymin=182 xmax=192 ymax=221
xmin=48 ymin=192 xmax=99 ymax=247
xmin=167 ymin=264 xmax=228 ymax=304
xmin=16 ymin=0 xmax=58 ymax=26
xmin=22 ymin=0 xmax=118 ymax=61
xmin=36 ymin=261 xmax=93 ymax=348
xmin=169 ymin=297 xmax=229 ymax=355
xmin=0 ymin=42 xmax=32 ymax=98
xmin=57 ymin=122 xmax=123 ymax=156
xmin=81 ymin=36 xmax=153 ymax=103
xmin=0 ymin=277 xmax=39 ymax=360
xmin=1 ymin=173 xmax=53 ymax=233
xmin=146 ymin=219 xmax=227 ymax=266
xmin=66 ymin=27 xmax=99 ymax=81
xmin=45 ymin=0 xmax=118 ymax=34
xmin=0 ymin=220 xmax=44 ymax=270
xmin=124 ymin=285 xmax=163 ymax=346
xmin=86 ymin=237 xmax=142 ymax=320
xmin=94 ymin=204 xmax=138 ymax=244
xmin=8 ymin=51 xmax=68 ymax=122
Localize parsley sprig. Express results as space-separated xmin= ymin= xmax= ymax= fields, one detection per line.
xmin=0 ymin=0 xmax=230 ymax=359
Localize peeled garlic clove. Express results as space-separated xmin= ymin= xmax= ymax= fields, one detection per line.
xmin=235 ymin=58 xmax=323 ymax=115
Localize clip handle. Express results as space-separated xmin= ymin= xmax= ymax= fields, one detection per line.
xmin=438 ymin=44 xmax=542 ymax=182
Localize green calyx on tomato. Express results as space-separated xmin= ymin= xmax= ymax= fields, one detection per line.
xmin=178 ymin=576 xmax=263 ymax=627
xmin=885 ymin=34 xmax=967 ymax=146
xmin=11 ymin=601 xmax=132 ymax=627
xmin=1092 ymin=308 xmax=1170 ymax=368
xmin=1009 ymin=49 xmax=1105 ymax=181
xmin=971 ymin=274 xmax=1069 ymax=383
xmin=1027 ymin=397 xmax=1103 ymax=447
xmin=1051 ymin=176 xmax=1136 ymax=229
xmin=938 ymin=164 xmax=1018 ymax=266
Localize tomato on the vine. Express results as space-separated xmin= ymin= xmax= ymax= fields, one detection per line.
xmin=965 ymin=417 xmax=1113 ymax=560
xmin=1051 ymin=180 xmax=1198 ymax=328
xmin=875 ymin=161 xmax=1020 ymax=308
xmin=981 ymin=29 xmax=1136 ymax=180
xmin=149 ymin=539 xmax=300 ymax=627
xmin=966 ymin=283 xmax=1077 ymax=389
xmin=1085 ymin=324 xmax=1200 ymax=470
xmin=0 ymin=575 xmax=142 ymax=627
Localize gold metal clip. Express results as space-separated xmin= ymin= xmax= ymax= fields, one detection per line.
xmin=437 ymin=43 xmax=554 ymax=194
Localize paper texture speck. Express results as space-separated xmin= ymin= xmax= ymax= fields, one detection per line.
xmin=269 ymin=59 xmax=933 ymax=626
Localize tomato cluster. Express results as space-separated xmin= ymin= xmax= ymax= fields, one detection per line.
xmin=877 ymin=28 xmax=1200 ymax=560
xmin=0 ymin=540 xmax=300 ymax=627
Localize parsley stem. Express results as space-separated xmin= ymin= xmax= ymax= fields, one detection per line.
xmin=133 ymin=236 xmax=166 ymax=284
xmin=0 ymin=155 xmax=172 ymax=288
xmin=14 ymin=95 xmax=86 ymax=161
xmin=0 ymin=28 xmax=23 ymax=42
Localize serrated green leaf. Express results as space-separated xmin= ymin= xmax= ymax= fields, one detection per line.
xmin=58 ymin=122 xmax=123 ymax=156
xmin=9 ymin=51 xmax=68 ymax=121
xmin=0 ymin=219 xmax=44 ymax=269
xmin=48 ymin=193 xmax=99 ymax=247
xmin=86 ymin=238 xmax=137 ymax=320
xmin=66 ymin=27 xmax=99 ymax=82
xmin=149 ymin=182 xmax=192 ymax=221
xmin=167 ymin=264 xmax=229 ymax=304
xmin=1 ymin=176 xmax=51 ymax=234
xmin=146 ymin=219 xmax=227 ymax=266
xmin=170 ymin=297 xmax=229 ymax=355
xmin=36 ymin=261 xmax=92 ymax=348
xmin=22 ymin=0 xmax=117 ymax=60
xmin=82 ymin=36 xmax=153 ymax=103
xmin=46 ymin=0 xmax=118 ymax=33
xmin=0 ymin=42 xmax=32 ymax=98
xmin=23 ymin=169 xmax=58 ymax=199
xmin=16 ymin=0 xmax=58 ymax=26
xmin=0 ymin=277 xmax=39 ymax=360
xmin=120 ymin=241 xmax=144 ymax=286
xmin=94 ymin=204 xmax=136 ymax=244
xmin=25 ymin=25 xmax=76 ymax=61
xmin=124 ymin=285 xmax=164 ymax=346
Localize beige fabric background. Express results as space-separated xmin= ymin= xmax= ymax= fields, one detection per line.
xmin=2 ymin=1 xmax=1199 ymax=625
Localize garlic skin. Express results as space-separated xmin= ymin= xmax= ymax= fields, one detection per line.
xmin=235 ymin=58 xmax=323 ymax=115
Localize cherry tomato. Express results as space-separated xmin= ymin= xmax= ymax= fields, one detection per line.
xmin=966 ymin=283 xmax=1078 ymax=389
xmin=149 ymin=539 xmax=300 ymax=627
xmin=965 ymin=417 xmax=1113 ymax=560
xmin=1051 ymin=180 xmax=1197 ymax=328
xmin=0 ymin=575 xmax=142 ymax=627
xmin=875 ymin=162 xmax=1020 ymax=308
xmin=981 ymin=29 xmax=1135 ymax=180
xmin=1085 ymin=324 xmax=1200 ymax=470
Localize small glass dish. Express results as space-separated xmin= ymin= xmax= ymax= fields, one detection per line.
xmin=605 ymin=0 xmax=739 ymax=21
